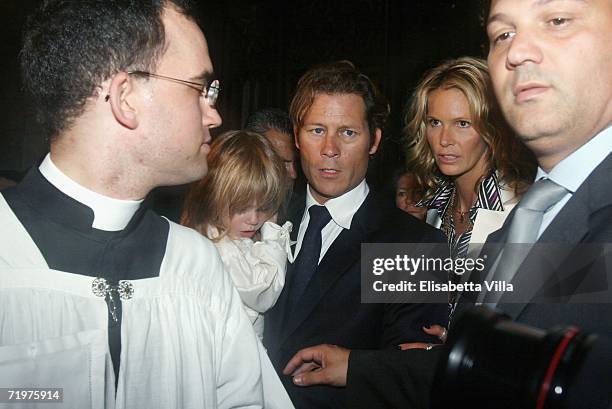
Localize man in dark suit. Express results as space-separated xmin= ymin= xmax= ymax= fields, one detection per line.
xmin=480 ymin=0 xmax=612 ymax=333
xmin=263 ymin=61 xmax=447 ymax=408
xmin=282 ymin=0 xmax=612 ymax=407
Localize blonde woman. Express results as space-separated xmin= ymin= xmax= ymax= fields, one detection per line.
xmin=404 ymin=57 xmax=535 ymax=323
xmin=406 ymin=57 xmax=535 ymax=259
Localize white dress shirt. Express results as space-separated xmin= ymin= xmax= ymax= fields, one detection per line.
xmin=293 ymin=179 xmax=369 ymax=263
xmin=535 ymin=125 xmax=612 ymax=238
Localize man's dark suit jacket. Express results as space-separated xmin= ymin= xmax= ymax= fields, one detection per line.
xmin=345 ymin=152 xmax=612 ymax=409
xmin=263 ymin=190 xmax=448 ymax=409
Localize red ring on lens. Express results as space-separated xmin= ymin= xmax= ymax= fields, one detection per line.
xmin=536 ymin=327 xmax=580 ymax=409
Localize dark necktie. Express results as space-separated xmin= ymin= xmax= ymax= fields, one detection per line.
xmin=286 ymin=205 xmax=332 ymax=313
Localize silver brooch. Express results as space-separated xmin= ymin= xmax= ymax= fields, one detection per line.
xmin=92 ymin=277 xmax=109 ymax=297
xmin=118 ymin=280 xmax=134 ymax=300
xmin=91 ymin=277 xmax=134 ymax=322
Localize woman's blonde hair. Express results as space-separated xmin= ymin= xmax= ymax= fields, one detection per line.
xmin=404 ymin=56 xmax=535 ymax=195
xmin=181 ymin=130 xmax=289 ymax=239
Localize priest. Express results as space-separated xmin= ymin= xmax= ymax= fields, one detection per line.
xmin=0 ymin=1 xmax=291 ymax=408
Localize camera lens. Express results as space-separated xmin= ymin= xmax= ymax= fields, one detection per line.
xmin=431 ymin=307 xmax=596 ymax=409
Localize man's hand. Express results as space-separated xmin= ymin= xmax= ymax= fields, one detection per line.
xmin=282 ymin=344 xmax=350 ymax=387
xmin=398 ymin=325 xmax=447 ymax=350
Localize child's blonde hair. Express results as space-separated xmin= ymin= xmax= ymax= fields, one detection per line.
xmin=181 ymin=130 xmax=289 ymax=239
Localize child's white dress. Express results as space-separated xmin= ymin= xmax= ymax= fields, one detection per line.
xmin=208 ymin=221 xmax=292 ymax=338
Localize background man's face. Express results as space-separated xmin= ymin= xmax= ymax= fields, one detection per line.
xmin=295 ymin=93 xmax=381 ymax=204
xmin=264 ymin=128 xmax=298 ymax=182
xmin=487 ymin=0 xmax=612 ymax=169
xmin=135 ymin=6 xmax=222 ymax=187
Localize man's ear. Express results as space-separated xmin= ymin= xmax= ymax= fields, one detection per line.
xmin=294 ymin=126 xmax=300 ymax=150
xmin=107 ymin=72 xmax=138 ymax=130
xmin=369 ymin=128 xmax=382 ymax=155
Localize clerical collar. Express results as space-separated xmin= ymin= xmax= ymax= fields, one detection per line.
xmin=39 ymin=153 xmax=142 ymax=231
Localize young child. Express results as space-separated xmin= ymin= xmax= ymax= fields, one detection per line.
xmin=182 ymin=130 xmax=292 ymax=339
xmin=394 ymin=169 xmax=427 ymax=221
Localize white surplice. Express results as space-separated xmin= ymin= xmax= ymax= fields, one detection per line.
xmin=0 ymin=194 xmax=294 ymax=409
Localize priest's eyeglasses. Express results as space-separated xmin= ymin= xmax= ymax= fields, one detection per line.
xmin=128 ymin=70 xmax=220 ymax=107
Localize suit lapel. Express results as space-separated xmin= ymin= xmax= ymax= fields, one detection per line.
xmin=277 ymin=193 xmax=379 ymax=346
xmin=540 ymin=151 xmax=612 ymax=243
xmin=501 ymin=152 xmax=612 ymax=318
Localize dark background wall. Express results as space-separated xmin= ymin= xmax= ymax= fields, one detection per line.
xmin=0 ymin=0 xmax=487 ymax=188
